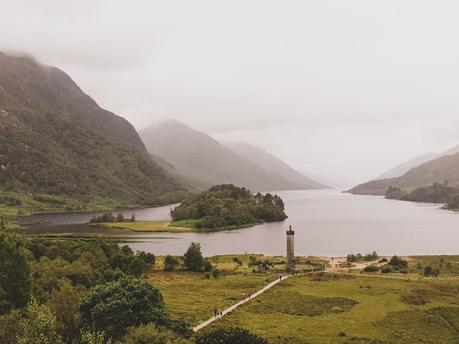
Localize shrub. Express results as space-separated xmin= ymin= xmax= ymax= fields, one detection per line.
xmin=389 ymin=255 xmax=408 ymax=268
xmin=196 ymin=327 xmax=268 ymax=344
xmin=164 ymin=255 xmax=179 ymax=271
xmin=363 ymin=265 xmax=379 ymax=273
xmin=381 ymin=267 xmax=392 ymax=273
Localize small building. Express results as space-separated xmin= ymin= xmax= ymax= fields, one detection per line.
xmin=286 ymin=225 xmax=295 ymax=270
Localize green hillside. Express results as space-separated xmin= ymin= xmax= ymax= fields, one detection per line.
xmin=0 ymin=52 xmax=188 ymax=213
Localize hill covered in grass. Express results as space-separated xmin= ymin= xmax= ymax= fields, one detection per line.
xmin=171 ymin=184 xmax=287 ymax=230
xmin=0 ymin=52 xmax=188 ymax=210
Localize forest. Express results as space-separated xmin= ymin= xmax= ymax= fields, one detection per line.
xmin=170 ymin=184 xmax=287 ymax=230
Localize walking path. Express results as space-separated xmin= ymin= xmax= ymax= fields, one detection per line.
xmin=193 ymin=275 xmax=291 ymax=332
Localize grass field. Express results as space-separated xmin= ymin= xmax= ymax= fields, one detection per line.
xmin=147 ymin=270 xmax=275 ymax=325
xmin=203 ymin=273 xmax=459 ymax=343
xmin=94 ymin=221 xmax=193 ymax=233
xmin=146 ymin=255 xmax=459 ymax=344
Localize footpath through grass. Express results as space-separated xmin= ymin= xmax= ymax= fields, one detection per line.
xmin=206 ymin=273 xmax=459 ymax=344
xmin=146 ymin=254 xmax=459 ymax=344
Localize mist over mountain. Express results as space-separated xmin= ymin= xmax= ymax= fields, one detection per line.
xmin=0 ymin=52 xmax=188 ymax=206
xmin=140 ymin=120 xmax=324 ymax=192
xmin=224 ymin=142 xmax=328 ymax=189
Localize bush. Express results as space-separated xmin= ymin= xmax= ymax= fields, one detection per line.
xmin=381 ymin=267 xmax=392 ymax=273
xmin=363 ymin=265 xmax=379 ymax=273
xmin=389 ymin=255 xmax=408 ymax=268
xmin=123 ymin=323 xmax=190 ymax=344
xmin=196 ymin=327 xmax=268 ymax=344
xmin=164 ymin=255 xmax=179 ymax=271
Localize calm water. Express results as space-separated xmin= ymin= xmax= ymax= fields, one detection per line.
xmin=20 ymin=189 xmax=459 ymax=256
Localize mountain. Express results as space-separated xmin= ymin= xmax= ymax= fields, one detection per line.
xmin=378 ymin=144 xmax=459 ymax=179
xmin=139 ymin=120 xmax=324 ymax=192
xmin=378 ymin=153 xmax=438 ymax=179
xmin=349 ymin=152 xmax=459 ymax=195
xmin=0 ymin=52 xmax=188 ymax=207
xmin=224 ymin=142 xmax=327 ymax=189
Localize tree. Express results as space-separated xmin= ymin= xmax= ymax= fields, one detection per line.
xmin=116 ymin=213 xmax=125 ymax=222
xmin=164 ymin=255 xmax=179 ymax=271
xmin=0 ymin=309 xmax=23 ymax=344
xmin=80 ymin=330 xmax=112 ymax=344
xmin=128 ymin=257 xmax=147 ymax=278
xmin=79 ymin=279 xmax=168 ymax=339
xmin=17 ymin=298 xmax=62 ymax=344
xmin=0 ymin=231 xmax=31 ymax=314
xmin=184 ymin=242 xmax=205 ymax=272
xmin=48 ymin=280 xmax=84 ymax=343
xmin=196 ymin=327 xmax=268 ymax=344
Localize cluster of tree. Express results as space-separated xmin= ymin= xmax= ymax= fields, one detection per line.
xmin=0 ymin=230 xmax=176 ymax=343
xmin=362 ymin=255 xmax=409 ymax=274
xmin=89 ymin=212 xmax=136 ymax=224
xmin=164 ymin=243 xmax=214 ymax=275
xmin=385 ymin=182 xmax=459 ymax=204
xmin=0 ymin=229 xmax=268 ymax=343
xmin=346 ymin=251 xmax=379 ymax=262
xmin=171 ymin=184 xmax=287 ymax=230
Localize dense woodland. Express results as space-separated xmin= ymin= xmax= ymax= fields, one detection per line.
xmin=171 ymin=184 xmax=287 ymax=229
xmin=0 ymin=225 xmax=268 ymax=344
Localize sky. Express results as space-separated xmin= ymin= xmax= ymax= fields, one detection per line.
xmin=2 ymin=0 xmax=459 ymax=185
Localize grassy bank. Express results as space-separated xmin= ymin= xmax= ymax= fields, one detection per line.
xmin=94 ymin=221 xmax=193 ymax=233
xmin=93 ymin=220 xmax=259 ymax=233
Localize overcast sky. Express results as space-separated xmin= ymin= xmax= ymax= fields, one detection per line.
xmin=2 ymin=0 xmax=459 ymax=185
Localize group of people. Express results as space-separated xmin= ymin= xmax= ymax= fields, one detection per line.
xmin=213 ymin=309 xmax=223 ymax=318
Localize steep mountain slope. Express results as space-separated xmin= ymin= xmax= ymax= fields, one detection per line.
xmin=139 ymin=120 xmax=322 ymax=192
xmin=0 ymin=52 xmax=188 ymax=207
xmin=225 ymin=142 xmax=327 ymax=189
xmin=349 ymin=152 xmax=459 ymax=195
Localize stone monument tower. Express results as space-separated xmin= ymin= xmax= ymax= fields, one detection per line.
xmin=286 ymin=225 xmax=295 ymax=270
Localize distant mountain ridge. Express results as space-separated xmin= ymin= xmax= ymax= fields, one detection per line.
xmin=349 ymin=151 xmax=459 ymax=196
xmin=140 ymin=120 xmax=325 ymax=192
xmin=225 ymin=142 xmax=328 ymax=189
xmin=378 ymin=144 xmax=459 ymax=179
xmin=0 ymin=52 xmax=188 ymax=206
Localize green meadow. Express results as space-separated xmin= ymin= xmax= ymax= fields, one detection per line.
xmin=147 ymin=255 xmax=459 ymax=344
